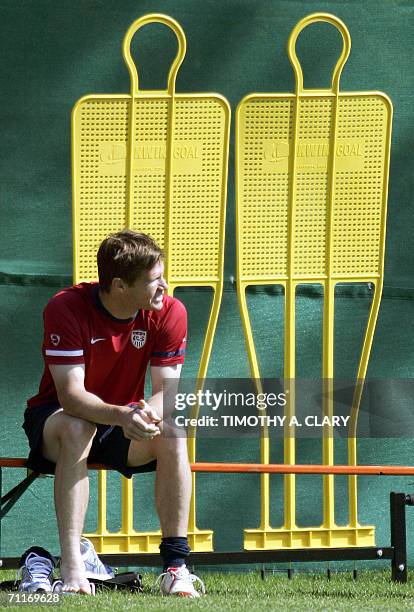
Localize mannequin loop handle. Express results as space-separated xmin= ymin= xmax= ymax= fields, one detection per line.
xmin=122 ymin=13 xmax=186 ymax=96
xmin=288 ymin=13 xmax=351 ymax=95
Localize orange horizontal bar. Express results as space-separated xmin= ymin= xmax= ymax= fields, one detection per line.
xmin=190 ymin=462 xmax=414 ymax=476
xmin=2 ymin=457 xmax=414 ymax=476
xmin=0 ymin=458 xmax=28 ymax=468
xmin=0 ymin=458 xmax=109 ymax=470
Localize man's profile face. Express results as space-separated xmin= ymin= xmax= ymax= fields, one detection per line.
xmin=123 ymin=259 xmax=168 ymax=312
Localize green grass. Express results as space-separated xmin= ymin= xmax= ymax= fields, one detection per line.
xmin=2 ymin=569 xmax=414 ymax=611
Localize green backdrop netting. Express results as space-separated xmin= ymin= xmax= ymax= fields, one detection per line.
xmin=0 ymin=0 xmax=413 ymax=562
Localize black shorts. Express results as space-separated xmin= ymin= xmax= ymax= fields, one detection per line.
xmin=22 ymin=404 xmax=157 ymax=479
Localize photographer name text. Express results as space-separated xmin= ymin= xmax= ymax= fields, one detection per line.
xmin=175 ymin=415 xmax=350 ymax=428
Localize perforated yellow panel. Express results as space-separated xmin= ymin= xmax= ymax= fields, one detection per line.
xmin=170 ymin=99 xmax=227 ymax=279
xmin=73 ymin=95 xmax=228 ymax=283
xmin=237 ymin=99 xmax=292 ymax=277
xmin=72 ymin=15 xmax=230 ymax=286
xmin=333 ymin=96 xmax=388 ymax=276
xmin=72 ymin=99 xmax=129 ymax=281
xmin=237 ymin=93 xmax=390 ymax=281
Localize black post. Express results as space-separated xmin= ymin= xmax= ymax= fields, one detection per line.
xmin=390 ymin=492 xmax=407 ymax=583
xmin=0 ymin=466 xmax=2 ymax=559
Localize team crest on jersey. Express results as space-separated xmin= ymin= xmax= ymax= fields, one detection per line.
xmin=131 ymin=329 xmax=147 ymax=349
xmin=50 ymin=334 xmax=60 ymax=346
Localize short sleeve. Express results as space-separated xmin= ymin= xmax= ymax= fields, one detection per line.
xmin=150 ymin=298 xmax=187 ymax=367
xmin=43 ymin=295 xmax=85 ymax=365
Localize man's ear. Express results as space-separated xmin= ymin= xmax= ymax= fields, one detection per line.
xmin=111 ymin=277 xmax=125 ymax=292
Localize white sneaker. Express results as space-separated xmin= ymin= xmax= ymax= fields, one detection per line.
xmin=17 ymin=549 xmax=56 ymax=593
xmin=80 ymin=537 xmax=114 ymax=580
xmin=157 ymin=565 xmax=205 ymax=597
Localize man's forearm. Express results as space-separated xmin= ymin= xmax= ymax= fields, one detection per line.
xmin=58 ymin=388 xmax=132 ymax=426
xmin=145 ymin=390 xmax=164 ymax=420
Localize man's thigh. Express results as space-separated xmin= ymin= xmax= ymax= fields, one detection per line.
xmin=89 ymin=426 xmax=157 ymax=477
xmin=127 ymin=438 xmax=156 ymax=467
xmin=23 ymin=404 xmax=62 ymax=474
xmin=24 ymin=406 xmax=156 ymax=476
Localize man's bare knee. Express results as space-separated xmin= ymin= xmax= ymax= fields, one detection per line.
xmin=151 ymin=434 xmax=188 ymax=459
xmin=42 ymin=412 xmax=96 ymax=463
xmin=59 ymin=416 xmax=96 ymax=444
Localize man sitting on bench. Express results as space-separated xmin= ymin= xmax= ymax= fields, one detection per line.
xmin=21 ymin=230 xmax=203 ymax=597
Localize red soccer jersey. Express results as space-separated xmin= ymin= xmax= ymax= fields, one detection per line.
xmin=27 ymin=283 xmax=187 ymax=408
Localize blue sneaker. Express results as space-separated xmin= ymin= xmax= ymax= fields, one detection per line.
xmin=80 ymin=537 xmax=114 ymax=580
xmin=17 ymin=547 xmax=56 ymax=593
